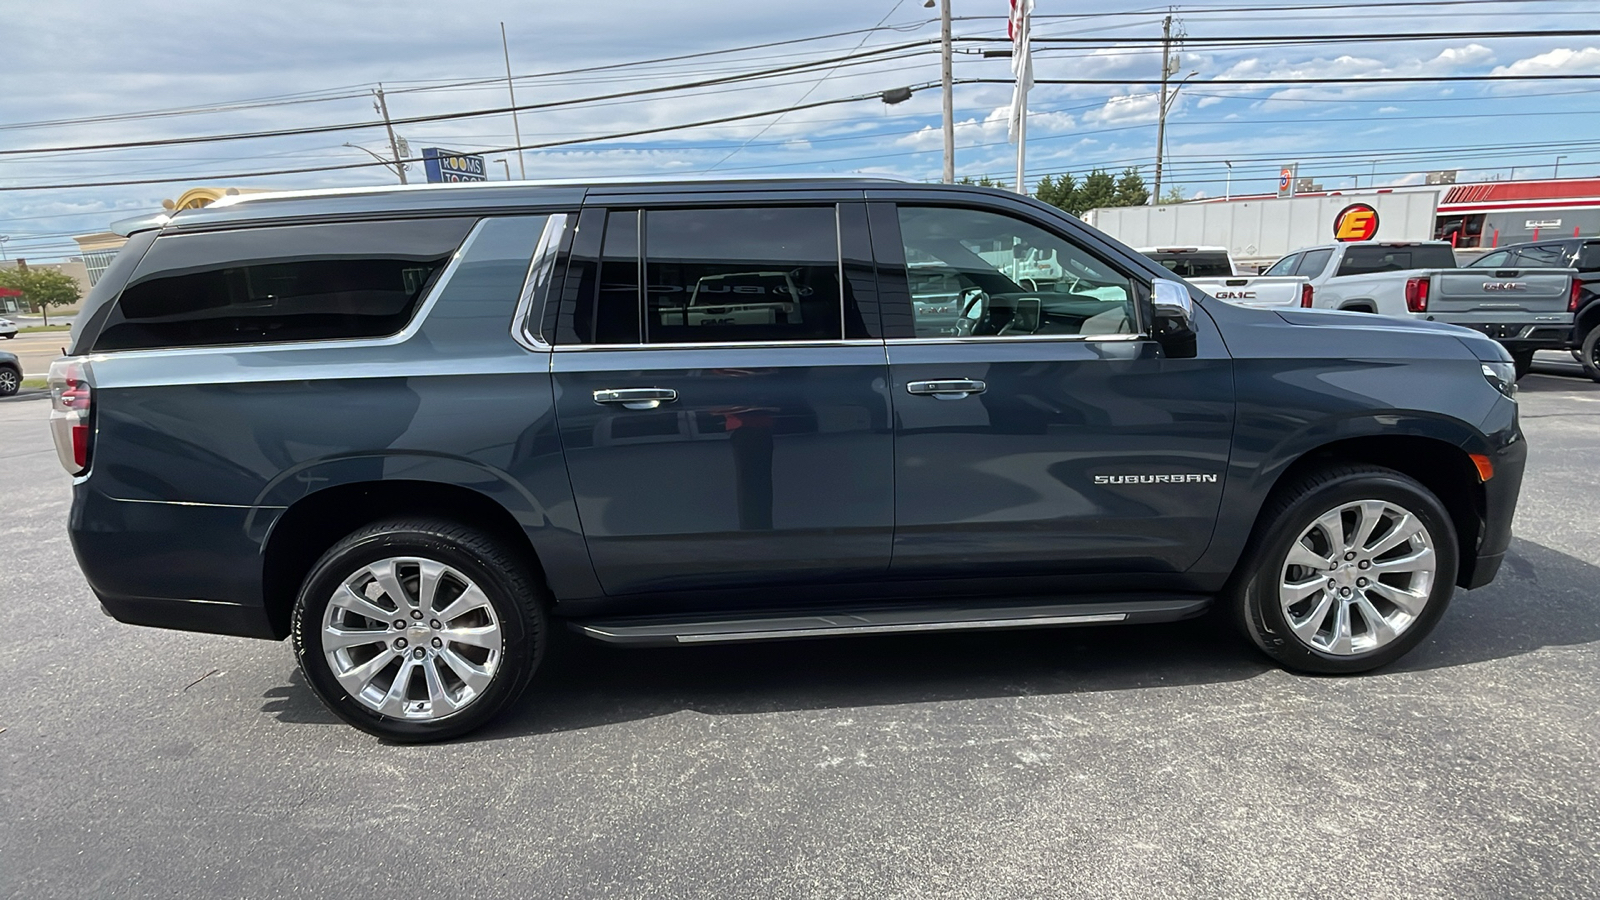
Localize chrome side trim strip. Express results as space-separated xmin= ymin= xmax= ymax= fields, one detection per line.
xmin=885 ymin=333 xmax=1146 ymax=346
xmin=106 ymin=497 xmax=286 ymax=510
xmin=512 ymin=212 xmax=569 ymax=352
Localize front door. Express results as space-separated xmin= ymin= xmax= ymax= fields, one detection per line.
xmin=551 ymin=203 xmax=894 ymax=596
xmin=873 ymin=200 xmax=1235 ymax=578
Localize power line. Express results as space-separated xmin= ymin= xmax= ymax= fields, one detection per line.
xmin=0 ymin=87 xmax=924 ymax=193
xmin=0 ymin=42 xmax=934 ymax=159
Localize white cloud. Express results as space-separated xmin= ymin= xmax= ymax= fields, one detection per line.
xmin=1082 ymin=93 xmax=1163 ymax=127
xmin=1376 ymin=106 xmax=1402 ymax=114
xmin=1492 ymin=46 xmax=1600 ymax=76
xmin=895 ymin=105 xmax=1075 ymax=152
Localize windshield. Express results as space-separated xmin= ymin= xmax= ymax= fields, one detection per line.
xmin=1143 ymin=251 xmax=1233 ymax=278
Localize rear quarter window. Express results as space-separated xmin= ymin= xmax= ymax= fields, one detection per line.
xmin=1144 ymin=252 xmax=1232 ymax=278
xmin=92 ymin=217 xmax=476 ymax=352
xmin=1335 ymin=244 xmax=1458 ymax=276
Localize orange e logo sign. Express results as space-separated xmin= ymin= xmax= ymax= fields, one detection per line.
xmin=1333 ymin=203 xmax=1380 ymax=241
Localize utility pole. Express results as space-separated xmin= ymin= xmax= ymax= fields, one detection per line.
xmin=374 ymin=85 xmax=408 ymax=185
xmin=939 ymin=0 xmax=954 ymax=183
xmin=1152 ymin=14 xmax=1174 ymax=204
xmin=501 ymin=23 xmax=527 ymax=180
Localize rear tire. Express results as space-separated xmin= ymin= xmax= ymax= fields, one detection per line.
xmin=1580 ymin=326 xmax=1600 ymax=383
xmin=0 ymin=367 xmax=19 ymax=397
xmin=1232 ymin=465 xmax=1457 ymax=675
xmin=291 ymin=518 xmax=547 ymax=743
xmin=1510 ymin=350 xmax=1535 ymax=380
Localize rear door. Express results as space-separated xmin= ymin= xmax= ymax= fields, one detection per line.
xmin=871 ymin=197 xmax=1234 ymax=578
xmin=549 ymin=199 xmax=894 ymax=596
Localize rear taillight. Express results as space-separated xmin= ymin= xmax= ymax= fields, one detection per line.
xmin=48 ymin=358 xmax=93 ymax=475
xmin=1300 ymin=283 xmax=1315 ymax=308
xmin=1571 ymin=279 xmax=1583 ymax=313
xmin=1404 ymin=276 xmax=1430 ymax=313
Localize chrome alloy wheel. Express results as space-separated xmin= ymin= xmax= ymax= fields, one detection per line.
xmin=1278 ymin=499 xmax=1437 ymax=656
xmin=321 ymin=557 xmax=503 ymax=720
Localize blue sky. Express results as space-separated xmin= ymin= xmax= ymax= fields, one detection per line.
xmin=2 ymin=0 xmax=1597 ymax=261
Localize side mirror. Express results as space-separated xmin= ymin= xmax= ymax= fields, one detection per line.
xmin=1151 ymin=279 xmax=1197 ymax=358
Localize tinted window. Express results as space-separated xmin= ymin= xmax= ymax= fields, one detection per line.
xmin=1144 ymin=251 xmax=1232 ymax=278
xmin=1578 ymin=242 xmax=1600 ymax=271
xmin=898 ymin=206 xmax=1135 ymax=338
xmin=1264 ymin=253 xmax=1302 ymax=276
xmin=97 ymin=218 xmax=474 ymax=351
xmin=1335 ymin=244 xmax=1458 ymax=276
xmin=643 ymin=207 xmax=843 ymax=344
xmin=1514 ymin=244 xmax=1569 ymax=268
xmin=1293 ymin=248 xmax=1333 ymax=278
xmin=1467 ymin=249 xmax=1513 ymax=268
xmin=574 ymin=210 xmax=643 ymax=344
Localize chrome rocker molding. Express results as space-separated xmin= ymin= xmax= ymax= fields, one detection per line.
xmin=572 ymin=596 xmax=1209 ymax=646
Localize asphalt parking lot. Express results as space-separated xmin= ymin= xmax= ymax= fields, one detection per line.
xmin=1 ymin=364 xmax=1597 ymax=899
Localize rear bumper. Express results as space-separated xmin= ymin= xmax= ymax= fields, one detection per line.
xmin=70 ymin=487 xmax=282 ymax=640
xmin=1453 ymin=322 xmax=1571 ymax=353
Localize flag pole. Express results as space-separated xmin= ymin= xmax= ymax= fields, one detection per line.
xmin=1009 ymin=0 xmax=1033 ymax=195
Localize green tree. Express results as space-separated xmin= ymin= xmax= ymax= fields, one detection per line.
xmin=1112 ymin=167 xmax=1150 ymax=207
xmin=1160 ymin=183 xmax=1187 ymax=205
xmin=0 ymin=268 xmax=81 ymax=326
xmin=1076 ymin=169 xmax=1118 ymax=214
xmin=1034 ymin=173 xmax=1079 ymax=213
xmin=957 ymin=175 xmax=1005 ymax=189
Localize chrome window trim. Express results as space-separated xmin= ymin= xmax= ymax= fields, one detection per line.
xmin=885 ymin=332 xmax=1147 ymax=346
xmin=79 ymin=218 xmax=488 ymax=361
xmin=512 ymin=212 xmax=569 ymax=352
xmin=553 ymin=338 xmax=888 ymax=352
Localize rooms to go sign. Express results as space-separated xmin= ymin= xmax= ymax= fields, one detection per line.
xmin=422 ymin=148 xmax=488 ymax=183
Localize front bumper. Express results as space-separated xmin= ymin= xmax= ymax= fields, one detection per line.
xmin=1460 ymin=399 xmax=1526 ymax=590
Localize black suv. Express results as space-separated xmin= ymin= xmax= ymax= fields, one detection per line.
xmin=55 ymin=179 xmax=1525 ymax=742
xmin=1467 ymin=237 xmax=1600 ymax=381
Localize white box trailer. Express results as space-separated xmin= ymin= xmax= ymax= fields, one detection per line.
xmin=1084 ymin=190 xmax=1442 ymax=271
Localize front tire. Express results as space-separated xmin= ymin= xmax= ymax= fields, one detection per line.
xmin=0 ymin=367 xmax=19 ymax=397
xmin=1233 ymin=465 xmax=1457 ymax=675
xmin=291 ymin=519 xmax=546 ymax=742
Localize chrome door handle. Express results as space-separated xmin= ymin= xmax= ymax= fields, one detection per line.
xmin=593 ymin=387 xmax=678 ymax=410
xmin=906 ymin=379 xmax=987 ymax=399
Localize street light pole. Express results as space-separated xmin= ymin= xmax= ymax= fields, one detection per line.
xmin=1555 ymin=155 xmax=1568 ymax=179
xmin=0 ymin=235 xmax=8 ymax=263
xmin=343 ymin=143 xmax=404 ymax=183
xmin=1224 ymin=161 xmax=1232 ymax=202
xmin=493 ymin=158 xmax=512 ymax=180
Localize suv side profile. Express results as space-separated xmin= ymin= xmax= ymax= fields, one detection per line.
xmin=55 ymin=179 xmax=1525 ymax=742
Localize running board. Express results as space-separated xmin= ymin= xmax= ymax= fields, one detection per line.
xmin=571 ymin=597 xmax=1209 ymax=646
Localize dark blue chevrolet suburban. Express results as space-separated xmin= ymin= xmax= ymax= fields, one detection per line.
xmin=53 ymin=179 xmax=1525 ymax=742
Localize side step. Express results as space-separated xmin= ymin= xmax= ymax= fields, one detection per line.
xmin=571 ymin=596 xmax=1210 ymax=646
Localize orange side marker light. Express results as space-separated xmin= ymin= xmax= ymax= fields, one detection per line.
xmin=1469 ymin=454 xmax=1494 ymax=482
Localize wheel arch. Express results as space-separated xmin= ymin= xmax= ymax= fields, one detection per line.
xmin=1252 ymin=434 xmax=1486 ymax=589
xmin=260 ymin=480 xmax=552 ymax=640
xmin=1338 ymin=300 xmax=1379 ymax=313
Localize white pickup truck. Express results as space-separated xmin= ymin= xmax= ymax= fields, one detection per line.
xmin=1136 ymin=246 xmax=1312 ymax=309
xmin=1269 ymin=241 xmax=1577 ymax=376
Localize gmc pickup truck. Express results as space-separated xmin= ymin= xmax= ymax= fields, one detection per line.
xmin=1270 ymin=241 xmax=1577 ymax=377
xmin=1139 ymin=246 xmax=1313 ymax=310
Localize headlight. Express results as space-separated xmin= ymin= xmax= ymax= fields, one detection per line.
xmin=1481 ymin=362 xmax=1517 ymax=399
